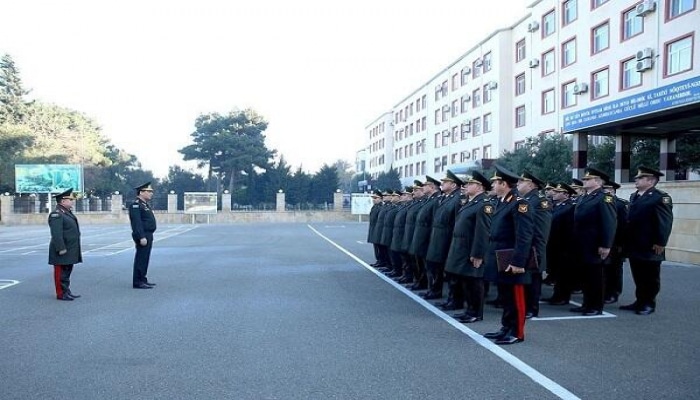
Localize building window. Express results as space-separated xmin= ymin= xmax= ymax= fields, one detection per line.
xmin=666 ymin=34 xmax=694 ymax=76
xmin=515 ymin=106 xmax=526 ymax=128
xmin=543 ymin=10 xmax=556 ymax=37
xmin=452 ymin=73 xmax=460 ymax=91
xmin=461 ymin=96 xmax=469 ymax=113
xmin=452 ymin=99 xmax=459 ymax=117
xmin=473 ymin=59 xmax=482 ymax=78
xmin=667 ymin=0 xmax=696 ymax=20
xmin=563 ymin=0 xmax=578 ymax=25
xmin=542 ymin=89 xmax=555 ymax=114
xmin=483 ymin=52 xmax=492 ymax=72
xmin=542 ymin=49 xmax=555 ymax=76
xmin=621 ymin=57 xmax=643 ymax=90
xmin=515 ymin=73 xmax=526 ymax=96
xmin=434 ymin=109 xmax=441 ymax=125
xmin=562 ymin=38 xmax=577 ymax=67
xmin=592 ymin=0 xmax=609 ymax=9
xmin=461 ymin=67 xmax=470 ymax=85
xmin=460 ymin=150 xmax=470 ymax=163
xmin=484 ymin=113 xmax=492 ymax=133
xmin=592 ymin=22 xmax=610 ymax=54
xmin=516 ymin=39 xmax=526 ymax=62
xmin=483 ymin=145 xmax=492 ymax=159
xmin=472 ymin=148 xmax=480 ymax=160
xmin=622 ymin=6 xmax=644 ymax=41
xmin=515 ymin=140 xmax=526 ymax=150
xmin=472 ymin=88 xmax=481 ymax=108
xmin=434 ymin=132 xmax=441 ymax=148
xmin=473 ymin=117 xmax=482 ymax=136
xmin=452 ymin=126 xmax=460 ymax=143
xmin=592 ymin=68 xmax=610 ymax=100
xmin=461 ymin=122 xmax=471 ymax=140
xmin=483 ymin=84 xmax=493 ymax=103
xmin=442 ymin=130 xmax=450 ymax=146
xmin=562 ymin=81 xmax=577 ymax=108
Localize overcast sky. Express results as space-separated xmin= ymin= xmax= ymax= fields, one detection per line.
xmin=1 ymin=0 xmax=529 ymax=178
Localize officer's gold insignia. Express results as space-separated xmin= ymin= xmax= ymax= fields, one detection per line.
xmin=518 ymin=204 xmax=528 ymax=213
xmin=540 ymin=200 xmax=549 ymax=209
xmin=484 ymin=205 xmax=493 ymax=214
xmin=662 ymin=197 xmax=671 ymax=204
xmin=604 ymin=195 xmax=613 ymax=203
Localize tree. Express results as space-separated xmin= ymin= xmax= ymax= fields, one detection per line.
xmin=372 ymin=167 xmax=401 ymax=192
xmin=0 ymin=54 xmax=32 ymax=124
xmin=0 ymin=123 xmax=34 ymax=192
xmin=178 ymin=108 xmax=276 ymax=195
xmin=287 ymin=167 xmax=312 ymax=206
xmin=332 ymin=159 xmax=354 ymax=193
xmin=260 ymin=156 xmax=292 ymax=202
xmin=587 ymin=136 xmax=616 ymax=178
xmin=497 ymin=135 xmax=573 ymax=184
xmin=311 ymin=164 xmax=339 ymax=204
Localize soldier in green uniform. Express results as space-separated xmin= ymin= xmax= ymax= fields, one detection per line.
xmin=621 ymin=167 xmax=674 ymax=315
xmin=129 ymin=182 xmax=158 ymax=289
xmin=48 ymin=189 xmax=82 ymax=301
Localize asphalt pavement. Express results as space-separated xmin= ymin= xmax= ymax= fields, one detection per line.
xmin=1 ymin=223 xmax=698 ymax=400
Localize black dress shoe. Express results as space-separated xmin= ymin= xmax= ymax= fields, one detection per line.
xmin=495 ymin=335 xmax=524 ymax=345
xmin=525 ymin=312 xmax=537 ymax=319
xmin=423 ymin=292 xmax=442 ymax=300
xmin=483 ymin=327 xmax=509 ymax=339
xmin=452 ymin=311 xmax=473 ymax=319
xmin=67 ymin=292 xmax=81 ymax=299
xmin=583 ymin=309 xmax=603 ymax=316
xmin=57 ymin=294 xmax=74 ymax=301
xmin=619 ymin=303 xmax=638 ymax=311
xmin=440 ymin=302 xmax=461 ymax=311
xmin=569 ymin=306 xmax=586 ymax=313
xmin=604 ymin=296 xmax=618 ymax=304
xmin=548 ymin=299 xmax=570 ymax=306
xmin=459 ymin=316 xmax=483 ymax=323
xmin=635 ymin=306 xmax=655 ymax=315
xmin=133 ymin=283 xmax=153 ymax=289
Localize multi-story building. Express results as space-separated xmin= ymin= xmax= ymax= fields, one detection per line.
xmin=361 ymin=0 xmax=699 ymax=187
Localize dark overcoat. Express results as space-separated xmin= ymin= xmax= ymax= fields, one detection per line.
xmin=572 ymin=188 xmax=616 ymax=265
xmin=483 ymin=189 xmax=534 ymax=285
xmin=48 ymin=205 xmax=82 ymax=265
xmin=409 ymin=192 xmax=440 ymax=258
xmin=426 ymin=191 xmax=462 ymax=263
xmin=444 ymin=193 xmax=492 ymax=277
xmin=625 ymin=187 xmax=673 ymax=261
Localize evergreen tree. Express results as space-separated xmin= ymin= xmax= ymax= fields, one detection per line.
xmin=0 ymin=54 xmax=32 ymax=124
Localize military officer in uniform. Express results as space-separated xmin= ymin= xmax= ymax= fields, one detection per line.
xmin=425 ymin=170 xmax=463 ymax=303
xmin=48 ymin=189 xmax=82 ymax=301
xmin=483 ymin=165 xmax=534 ymax=345
xmin=571 ymin=167 xmax=616 ymax=316
xmin=402 ymin=181 xmax=425 ymax=286
xmin=444 ymin=171 xmax=492 ymax=323
xmin=603 ymin=180 xmax=628 ymax=305
xmin=517 ymin=171 xmax=552 ymax=319
xmin=129 ymin=182 xmax=158 ymax=289
xmin=367 ymin=190 xmax=384 ymax=267
xmin=546 ymin=183 xmax=576 ymax=305
xmin=621 ymin=167 xmax=673 ymax=315
xmin=409 ymin=176 xmax=441 ymax=291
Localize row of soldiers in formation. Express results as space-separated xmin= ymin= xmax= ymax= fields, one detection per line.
xmin=366 ymin=164 xmax=674 ymax=345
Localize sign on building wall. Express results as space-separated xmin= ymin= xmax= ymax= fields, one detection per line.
xmin=351 ymin=193 xmax=373 ymax=215
xmin=563 ymin=75 xmax=700 ymax=133
xmin=15 ymin=164 xmax=84 ymax=194
xmin=184 ymin=192 xmax=218 ymax=214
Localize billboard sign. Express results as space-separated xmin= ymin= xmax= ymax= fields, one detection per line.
xmin=184 ymin=192 xmax=218 ymax=214
xmin=15 ymin=164 xmax=84 ymax=194
xmin=351 ymin=193 xmax=373 ymax=215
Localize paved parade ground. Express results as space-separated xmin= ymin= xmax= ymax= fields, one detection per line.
xmin=1 ymin=223 xmax=699 ymax=399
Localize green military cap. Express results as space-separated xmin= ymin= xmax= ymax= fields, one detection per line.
xmin=490 ymin=164 xmax=519 ymax=185
xmin=634 ymin=166 xmax=664 ymax=178
xmin=441 ymin=170 xmax=464 ymax=186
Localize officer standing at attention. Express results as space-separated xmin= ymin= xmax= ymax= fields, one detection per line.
xmin=129 ymin=182 xmax=157 ymax=289
xmin=367 ymin=190 xmax=384 ymax=267
xmin=570 ymin=167 xmax=616 ymax=316
xmin=620 ymin=166 xmax=673 ymax=315
xmin=602 ymin=180 xmax=628 ymax=305
xmin=48 ymin=189 xmax=82 ymax=301
xmin=483 ymin=165 xmax=534 ymax=345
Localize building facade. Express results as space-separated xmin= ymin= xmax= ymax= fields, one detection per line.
xmin=362 ymin=0 xmax=700 ymax=186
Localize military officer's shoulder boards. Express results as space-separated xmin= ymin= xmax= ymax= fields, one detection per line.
xmin=604 ymin=194 xmax=614 ymax=203
xmin=50 ymin=212 xmax=60 ymax=218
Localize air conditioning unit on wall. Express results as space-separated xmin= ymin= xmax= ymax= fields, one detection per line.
xmin=527 ymin=21 xmax=539 ymax=32
xmin=636 ymin=0 xmax=656 ymax=16
xmin=636 ymin=58 xmax=653 ymax=72
xmin=573 ymin=82 xmax=588 ymax=95
xmin=529 ymin=58 xmax=540 ymax=68
xmin=636 ymin=48 xmax=654 ymax=60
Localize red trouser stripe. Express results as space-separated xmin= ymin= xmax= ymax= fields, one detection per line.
xmin=514 ymin=284 xmax=526 ymax=339
xmin=53 ymin=265 xmax=63 ymax=297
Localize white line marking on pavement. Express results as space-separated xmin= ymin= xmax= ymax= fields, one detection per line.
xmin=0 ymin=280 xmax=20 ymax=290
xmin=308 ymin=224 xmax=581 ymax=400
